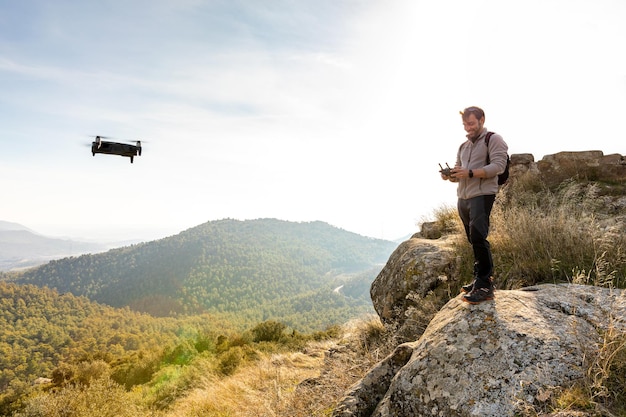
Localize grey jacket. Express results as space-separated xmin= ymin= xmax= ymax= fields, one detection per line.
xmin=455 ymin=128 xmax=508 ymax=199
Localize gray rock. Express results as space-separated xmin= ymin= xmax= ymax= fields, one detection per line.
xmin=370 ymin=237 xmax=459 ymax=342
xmin=534 ymin=150 xmax=626 ymax=187
xmin=334 ymin=284 xmax=626 ymax=417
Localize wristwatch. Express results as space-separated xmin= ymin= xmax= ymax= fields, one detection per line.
xmin=469 ymin=170 xmax=474 ymax=178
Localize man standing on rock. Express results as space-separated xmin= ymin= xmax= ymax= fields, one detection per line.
xmin=441 ymin=106 xmax=508 ymax=304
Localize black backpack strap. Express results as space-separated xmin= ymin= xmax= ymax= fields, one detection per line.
xmin=485 ymin=131 xmax=495 ymax=164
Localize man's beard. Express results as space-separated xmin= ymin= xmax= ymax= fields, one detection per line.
xmin=466 ymin=125 xmax=483 ymax=141
xmin=466 ymin=131 xmax=479 ymax=141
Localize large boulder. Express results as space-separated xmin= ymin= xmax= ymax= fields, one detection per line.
xmin=334 ymin=284 xmax=626 ymax=417
xmin=536 ymin=151 xmax=626 ymax=187
xmin=370 ymin=236 xmax=460 ymax=342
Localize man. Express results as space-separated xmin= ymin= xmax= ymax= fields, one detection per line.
xmin=441 ymin=106 xmax=508 ymax=304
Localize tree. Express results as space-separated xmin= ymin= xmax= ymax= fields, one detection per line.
xmin=251 ymin=320 xmax=286 ymax=342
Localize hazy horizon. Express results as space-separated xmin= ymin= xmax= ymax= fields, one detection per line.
xmin=2 ymin=0 xmax=625 ymax=242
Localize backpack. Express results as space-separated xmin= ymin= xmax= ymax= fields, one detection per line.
xmin=485 ymin=131 xmax=510 ymax=185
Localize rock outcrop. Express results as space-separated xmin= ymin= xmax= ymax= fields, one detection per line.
xmin=335 ymin=149 xmax=626 ymax=417
xmin=369 ymin=236 xmax=460 ymax=342
xmin=535 ymin=151 xmax=626 ymax=187
xmin=507 ymin=150 xmax=626 ymax=187
xmin=334 ymin=284 xmax=626 ymax=417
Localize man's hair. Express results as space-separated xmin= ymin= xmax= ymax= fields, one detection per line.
xmin=460 ymin=106 xmax=485 ymax=121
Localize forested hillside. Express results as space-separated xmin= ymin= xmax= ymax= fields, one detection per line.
xmin=0 ymin=281 xmax=240 ymax=415
xmin=6 ymin=219 xmax=395 ymax=331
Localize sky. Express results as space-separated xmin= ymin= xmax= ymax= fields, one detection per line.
xmin=1 ymin=0 xmax=625 ymax=243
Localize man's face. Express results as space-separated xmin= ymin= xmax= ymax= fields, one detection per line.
xmin=462 ymin=114 xmax=484 ymax=140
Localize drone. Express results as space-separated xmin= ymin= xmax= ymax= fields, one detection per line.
xmin=91 ymin=136 xmax=142 ymax=163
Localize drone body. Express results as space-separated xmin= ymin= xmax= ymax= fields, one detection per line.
xmin=91 ymin=136 xmax=142 ymax=163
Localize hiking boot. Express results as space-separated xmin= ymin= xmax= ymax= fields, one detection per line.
xmin=462 ymin=286 xmax=494 ymax=304
xmin=460 ymin=276 xmax=494 ymax=294
xmin=461 ymin=280 xmax=475 ymax=293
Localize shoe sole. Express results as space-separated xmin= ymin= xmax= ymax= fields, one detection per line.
xmin=460 ymin=277 xmax=494 ymax=294
xmin=462 ymin=294 xmax=494 ymax=304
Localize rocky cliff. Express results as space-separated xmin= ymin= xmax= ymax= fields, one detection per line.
xmin=334 ymin=284 xmax=626 ymax=417
xmin=332 ymin=150 xmax=626 ymax=417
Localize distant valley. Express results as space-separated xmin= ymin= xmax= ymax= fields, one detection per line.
xmin=0 ymin=220 xmax=111 ymax=271
xmin=2 ymin=218 xmax=397 ymax=332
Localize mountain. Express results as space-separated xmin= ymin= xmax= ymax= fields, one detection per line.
xmin=0 ymin=220 xmax=36 ymax=232
xmin=7 ymin=218 xmax=396 ymax=331
xmin=0 ymin=221 xmax=107 ymax=271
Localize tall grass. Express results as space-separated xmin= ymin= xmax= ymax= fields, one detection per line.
xmin=440 ymin=174 xmax=626 ymax=290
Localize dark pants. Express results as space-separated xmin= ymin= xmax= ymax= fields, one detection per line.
xmin=457 ymin=194 xmax=496 ymax=288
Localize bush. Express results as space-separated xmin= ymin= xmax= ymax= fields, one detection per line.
xmin=75 ymin=360 xmax=111 ymax=385
xmin=111 ymin=351 xmax=161 ymax=389
xmin=194 ymin=332 xmax=216 ymax=354
xmin=163 ymin=340 xmax=197 ymax=366
xmin=51 ymin=363 xmax=76 ymax=386
xmin=217 ymin=346 xmax=244 ymax=376
xmin=251 ymin=320 xmax=286 ymax=343
xmin=14 ymin=377 xmax=140 ymax=417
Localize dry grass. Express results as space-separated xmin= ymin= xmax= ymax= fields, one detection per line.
xmin=433 ymin=177 xmax=626 ymax=291
xmin=160 ymin=316 xmax=390 ymax=417
xmin=421 ymin=203 xmax=463 ymax=236
xmin=582 ymin=321 xmax=626 ymax=414
xmin=532 ymin=321 xmax=626 ymax=417
xmin=163 ymin=350 xmax=322 ymax=416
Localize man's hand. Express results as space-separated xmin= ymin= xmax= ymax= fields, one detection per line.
xmin=451 ymin=167 xmax=478 ymax=179
xmin=451 ymin=167 xmax=464 ymax=178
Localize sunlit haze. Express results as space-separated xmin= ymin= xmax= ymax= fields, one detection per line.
xmin=2 ymin=0 xmax=625 ymax=242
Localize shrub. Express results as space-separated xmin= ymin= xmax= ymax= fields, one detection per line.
xmin=111 ymin=351 xmax=161 ymax=389
xmin=75 ymin=360 xmax=111 ymax=385
xmin=163 ymin=340 xmax=197 ymax=366
xmin=251 ymin=320 xmax=286 ymax=343
xmin=217 ymin=346 xmax=244 ymax=376
xmin=14 ymin=377 xmax=140 ymax=417
xmin=194 ymin=333 xmax=216 ymax=354
xmin=51 ymin=363 xmax=76 ymax=386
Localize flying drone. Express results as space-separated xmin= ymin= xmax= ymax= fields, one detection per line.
xmin=91 ymin=136 xmax=142 ymax=163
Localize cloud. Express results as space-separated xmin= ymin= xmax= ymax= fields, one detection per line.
xmin=1 ymin=0 xmax=626 ymax=241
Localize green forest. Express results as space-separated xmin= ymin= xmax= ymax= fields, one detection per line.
xmin=0 ymin=281 xmax=350 ymax=416
xmin=0 ymin=219 xmax=397 ymax=415
xmin=5 ymin=219 xmax=395 ymax=330
xmin=0 ymin=282 xmax=229 ymax=415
